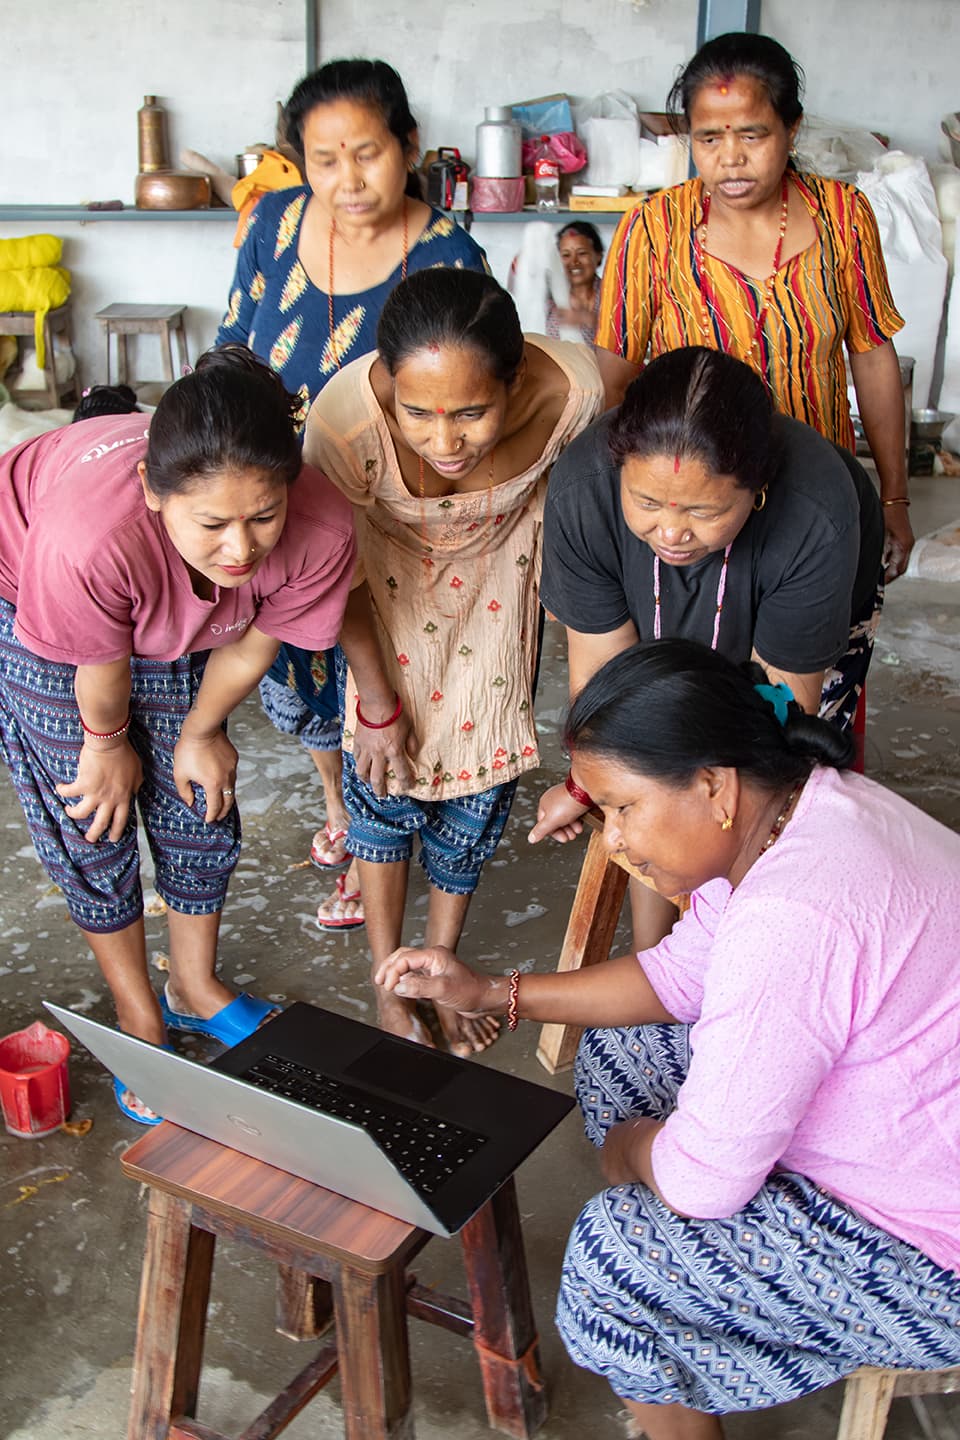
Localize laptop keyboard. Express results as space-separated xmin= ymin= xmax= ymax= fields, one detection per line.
xmin=243 ymin=1054 xmax=487 ymax=1197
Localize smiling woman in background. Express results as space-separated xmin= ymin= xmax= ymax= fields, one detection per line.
xmin=546 ymin=221 xmax=605 ymax=344
xmin=595 ymin=31 xmax=913 ymax=582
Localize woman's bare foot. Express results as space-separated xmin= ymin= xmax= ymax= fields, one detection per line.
xmin=435 ymin=1006 xmax=500 ymax=1058
xmin=377 ymin=991 xmax=436 ymax=1046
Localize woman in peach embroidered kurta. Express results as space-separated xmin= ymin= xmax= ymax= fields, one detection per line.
xmin=305 ymin=269 xmax=602 ymax=1053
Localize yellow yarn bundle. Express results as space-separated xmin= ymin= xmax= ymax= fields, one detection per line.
xmin=0 ymin=234 xmax=72 ymax=368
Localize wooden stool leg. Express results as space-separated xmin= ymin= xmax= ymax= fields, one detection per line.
xmin=836 ymin=1368 xmax=897 ymax=1440
xmin=460 ymin=1176 xmax=546 ymax=1439
xmin=127 ymin=1189 xmax=215 ymax=1440
xmin=537 ymin=829 xmax=629 ymax=1073
xmin=174 ymin=319 xmax=189 ymax=375
xmin=275 ymin=1264 xmax=334 ymax=1341
xmin=117 ymin=333 xmax=129 ymax=386
xmin=333 ymin=1264 xmax=413 ymax=1440
xmin=160 ymin=324 xmax=175 ymax=382
xmin=41 ymin=317 xmax=59 ymax=408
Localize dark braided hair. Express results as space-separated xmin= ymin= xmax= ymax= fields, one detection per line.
xmin=72 ymin=384 xmax=140 ymax=423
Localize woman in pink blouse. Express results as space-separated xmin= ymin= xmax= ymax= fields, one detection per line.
xmin=377 ymin=639 xmax=960 ymax=1438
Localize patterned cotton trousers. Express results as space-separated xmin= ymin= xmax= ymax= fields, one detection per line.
xmin=555 ymin=1023 xmax=960 ymax=1413
xmin=0 ymin=599 xmax=240 ymax=932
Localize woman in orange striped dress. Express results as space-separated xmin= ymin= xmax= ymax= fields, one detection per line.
xmin=596 ymin=32 xmax=913 ymax=582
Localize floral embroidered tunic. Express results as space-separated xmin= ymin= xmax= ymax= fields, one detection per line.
xmin=304 ymin=337 xmax=603 ymax=801
xmin=215 ymin=186 xmax=488 ymax=414
xmin=596 ymin=172 xmax=903 ymax=448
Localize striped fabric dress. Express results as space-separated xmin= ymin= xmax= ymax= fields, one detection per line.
xmin=595 ymin=172 xmax=903 ymax=448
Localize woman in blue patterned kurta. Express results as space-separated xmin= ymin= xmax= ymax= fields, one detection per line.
xmin=215 ymin=59 xmax=487 ymax=927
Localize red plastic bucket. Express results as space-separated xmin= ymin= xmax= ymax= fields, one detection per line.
xmin=0 ymin=1021 xmax=71 ymax=1137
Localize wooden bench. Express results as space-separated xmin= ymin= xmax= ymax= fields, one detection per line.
xmin=837 ymin=1363 xmax=960 ymax=1438
xmin=121 ymin=1120 xmax=546 ymax=1440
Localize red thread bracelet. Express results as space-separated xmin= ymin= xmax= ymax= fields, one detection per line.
xmin=355 ymin=692 xmax=403 ymax=729
xmin=506 ymin=969 xmax=520 ymax=1030
xmin=79 ymin=713 xmax=130 ymax=741
xmin=565 ymin=770 xmax=593 ymax=808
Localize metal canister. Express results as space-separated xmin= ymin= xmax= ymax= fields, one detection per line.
xmin=137 ymin=95 xmax=169 ymax=174
xmin=475 ymin=106 xmax=521 ymax=178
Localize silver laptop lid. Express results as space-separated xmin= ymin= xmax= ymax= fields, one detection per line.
xmin=43 ymin=1002 xmax=449 ymax=1235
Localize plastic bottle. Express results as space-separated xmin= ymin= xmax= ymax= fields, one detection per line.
xmin=533 ymin=136 xmax=559 ymax=212
xmin=137 ymin=95 xmax=169 ymax=174
xmin=475 ymin=106 xmax=522 ymax=178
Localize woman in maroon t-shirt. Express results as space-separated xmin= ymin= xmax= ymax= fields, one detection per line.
xmin=0 ymin=349 xmax=406 ymax=1124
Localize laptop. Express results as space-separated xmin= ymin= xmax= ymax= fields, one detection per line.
xmin=44 ymin=1000 xmax=574 ymax=1237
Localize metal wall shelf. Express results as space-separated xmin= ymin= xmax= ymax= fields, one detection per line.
xmin=455 ymin=207 xmax=630 ymax=229
xmin=0 ymin=204 xmax=631 ymax=227
xmin=0 ymin=206 xmax=235 ymax=223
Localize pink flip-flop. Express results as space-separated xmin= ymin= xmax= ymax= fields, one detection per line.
xmin=316 ymin=872 xmax=365 ymax=931
xmin=309 ymin=821 xmax=351 ymax=870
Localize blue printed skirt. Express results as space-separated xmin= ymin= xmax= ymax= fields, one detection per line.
xmin=556 ymin=1024 xmax=960 ymax=1412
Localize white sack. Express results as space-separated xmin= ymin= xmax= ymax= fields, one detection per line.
xmin=856 ymin=153 xmax=948 ymax=410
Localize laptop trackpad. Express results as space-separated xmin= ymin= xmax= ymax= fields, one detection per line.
xmin=344 ymin=1037 xmax=460 ymax=1104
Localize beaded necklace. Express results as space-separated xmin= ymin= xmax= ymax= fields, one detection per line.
xmin=758 ymin=781 xmax=802 ymax=857
xmin=695 ymin=175 xmax=789 ymax=363
xmin=327 ymin=199 xmax=409 ymax=370
xmin=653 ymin=542 xmax=732 ymax=650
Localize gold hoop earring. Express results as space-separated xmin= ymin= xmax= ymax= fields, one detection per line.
xmin=720 ymin=815 xmax=733 ymax=831
xmin=753 ymin=486 xmax=768 ymax=512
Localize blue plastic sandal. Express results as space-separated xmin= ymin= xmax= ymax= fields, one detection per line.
xmin=159 ymin=985 xmax=278 ymax=1047
xmin=113 ymin=1074 xmax=163 ymax=1127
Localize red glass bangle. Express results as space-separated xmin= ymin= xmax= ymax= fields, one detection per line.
xmin=565 ymin=770 xmax=593 ymax=808
xmin=355 ymin=692 xmax=403 ymax=730
xmin=79 ymin=713 xmax=130 ymax=741
xmin=506 ymin=969 xmax=520 ymax=1031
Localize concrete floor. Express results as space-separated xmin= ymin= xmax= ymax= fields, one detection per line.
xmin=1 ymin=472 xmax=959 ymax=1440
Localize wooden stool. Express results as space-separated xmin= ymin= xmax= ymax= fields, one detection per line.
xmin=95 ymin=303 xmax=189 ymax=386
xmin=121 ymin=1121 xmax=547 ymax=1440
xmin=0 ymin=302 xmax=81 ymax=408
xmin=538 ymin=812 xmax=672 ymax=1075
xmin=836 ymin=1363 xmax=960 ymax=1438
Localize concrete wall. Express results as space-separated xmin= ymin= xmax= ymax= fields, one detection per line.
xmin=1 ymin=0 xmax=956 ymax=387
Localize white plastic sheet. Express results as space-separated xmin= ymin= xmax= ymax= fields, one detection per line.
xmin=857 ymin=153 xmax=948 ymax=410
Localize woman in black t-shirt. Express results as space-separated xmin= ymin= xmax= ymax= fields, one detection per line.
xmin=531 ymin=346 xmax=883 ymax=941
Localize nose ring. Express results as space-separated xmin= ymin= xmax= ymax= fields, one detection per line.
xmin=357 ymin=179 xmax=366 ymax=190
xmin=249 ymin=545 xmax=257 ymax=555
xmin=455 ymin=436 xmax=465 ymax=451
